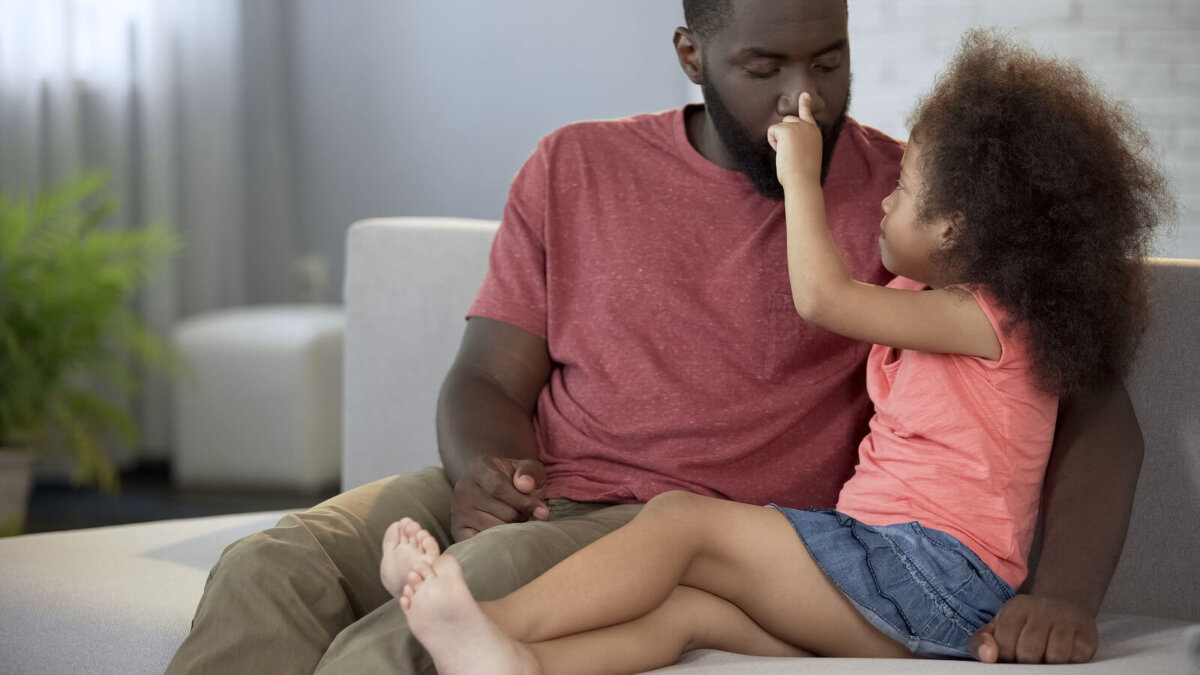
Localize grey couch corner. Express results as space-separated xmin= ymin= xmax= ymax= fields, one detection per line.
xmin=1 ymin=218 xmax=1197 ymax=674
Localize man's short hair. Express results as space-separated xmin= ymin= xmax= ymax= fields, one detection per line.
xmin=682 ymin=0 xmax=849 ymax=41
xmin=682 ymin=0 xmax=733 ymax=40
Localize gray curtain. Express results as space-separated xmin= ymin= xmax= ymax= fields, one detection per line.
xmin=0 ymin=0 xmax=312 ymax=457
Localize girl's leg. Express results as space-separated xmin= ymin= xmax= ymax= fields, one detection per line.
xmin=402 ymin=551 xmax=809 ymax=675
xmin=525 ymin=584 xmax=811 ymax=674
xmin=482 ymin=490 xmax=911 ymax=658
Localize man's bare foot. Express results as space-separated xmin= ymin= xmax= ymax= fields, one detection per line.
xmin=380 ymin=518 xmax=440 ymax=600
xmin=403 ymin=554 xmax=540 ymax=675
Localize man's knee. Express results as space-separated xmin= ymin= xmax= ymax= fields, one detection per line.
xmin=211 ymin=521 xmax=306 ymax=581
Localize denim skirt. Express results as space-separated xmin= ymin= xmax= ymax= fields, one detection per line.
xmin=767 ymin=506 xmax=1015 ymax=658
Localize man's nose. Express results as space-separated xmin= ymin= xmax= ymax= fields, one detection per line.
xmin=777 ymin=79 xmax=826 ymax=118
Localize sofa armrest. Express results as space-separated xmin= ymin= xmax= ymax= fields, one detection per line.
xmin=341 ymin=217 xmax=498 ymax=491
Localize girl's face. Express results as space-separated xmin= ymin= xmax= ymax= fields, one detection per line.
xmin=879 ymin=140 xmax=952 ymax=286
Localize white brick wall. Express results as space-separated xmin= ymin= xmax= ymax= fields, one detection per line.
xmin=849 ymin=0 xmax=1200 ymax=257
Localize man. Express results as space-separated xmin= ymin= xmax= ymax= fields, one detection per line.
xmin=169 ymin=1 xmax=1141 ymax=671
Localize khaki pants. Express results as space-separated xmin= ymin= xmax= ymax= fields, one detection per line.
xmin=166 ymin=467 xmax=642 ymax=674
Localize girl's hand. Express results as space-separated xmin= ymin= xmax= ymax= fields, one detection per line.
xmin=767 ymin=92 xmax=824 ymax=190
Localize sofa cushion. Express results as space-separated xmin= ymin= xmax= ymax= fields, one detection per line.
xmin=0 ymin=512 xmax=1196 ymax=674
xmin=0 ymin=511 xmax=288 ymax=674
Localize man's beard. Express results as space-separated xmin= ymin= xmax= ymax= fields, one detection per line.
xmin=701 ymin=73 xmax=849 ymax=201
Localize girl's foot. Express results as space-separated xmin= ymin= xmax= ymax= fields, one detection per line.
xmin=403 ymin=554 xmax=540 ymax=675
xmin=380 ymin=518 xmax=440 ymax=599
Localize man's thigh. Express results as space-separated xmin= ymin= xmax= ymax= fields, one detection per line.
xmin=315 ymin=501 xmax=643 ymax=674
xmin=454 ymin=500 xmax=644 ymax=599
xmin=295 ymin=466 xmax=458 ymax=613
xmin=168 ymin=466 xmax=455 ymax=674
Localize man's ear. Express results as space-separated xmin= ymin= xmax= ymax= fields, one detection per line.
xmin=674 ymin=27 xmax=704 ymax=86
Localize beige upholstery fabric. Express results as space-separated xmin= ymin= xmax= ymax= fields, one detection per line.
xmin=1106 ymin=260 xmax=1200 ymax=622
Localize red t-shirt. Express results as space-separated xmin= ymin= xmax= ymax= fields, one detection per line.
xmin=469 ymin=106 xmax=903 ymax=507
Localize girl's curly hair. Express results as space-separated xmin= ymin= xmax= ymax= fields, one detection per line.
xmin=910 ymin=29 xmax=1176 ymax=398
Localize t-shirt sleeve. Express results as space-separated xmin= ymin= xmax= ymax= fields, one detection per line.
xmin=962 ymin=285 xmax=1029 ymax=370
xmin=890 ymin=276 xmax=1029 ymax=369
xmin=467 ymin=138 xmax=551 ymax=339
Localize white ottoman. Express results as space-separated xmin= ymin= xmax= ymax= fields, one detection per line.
xmin=171 ymin=305 xmax=344 ymax=491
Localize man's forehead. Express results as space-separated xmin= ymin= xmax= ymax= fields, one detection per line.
xmin=716 ymin=0 xmax=848 ymax=53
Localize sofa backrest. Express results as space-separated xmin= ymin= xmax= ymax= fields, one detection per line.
xmin=341 ymin=217 xmax=1199 ymax=622
xmin=1104 ymin=258 xmax=1200 ymax=622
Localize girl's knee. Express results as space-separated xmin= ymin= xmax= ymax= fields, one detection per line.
xmin=640 ymin=490 xmax=706 ymax=523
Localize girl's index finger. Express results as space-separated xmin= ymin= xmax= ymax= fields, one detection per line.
xmin=797 ymin=92 xmax=816 ymax=124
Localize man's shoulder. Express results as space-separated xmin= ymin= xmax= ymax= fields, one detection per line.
xmin=840 ymin=115 xmax=902 ymax=164
xmin=538 ymin=108 xmax=682 ymax=155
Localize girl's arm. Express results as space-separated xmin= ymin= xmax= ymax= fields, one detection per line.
xmin=768 ymin=96 xmax=1000 ymax=360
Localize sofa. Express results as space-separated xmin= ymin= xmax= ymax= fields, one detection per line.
xmin=1 ymin=217 xmax=1197 ymax=674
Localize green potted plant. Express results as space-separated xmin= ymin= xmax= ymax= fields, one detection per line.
xmin=0 ymin=173 xmax=181 ymax=535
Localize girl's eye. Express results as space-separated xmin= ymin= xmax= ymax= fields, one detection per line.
xmin=894 ymin=180 xmax=904 ymax=192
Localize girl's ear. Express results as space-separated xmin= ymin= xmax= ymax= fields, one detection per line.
xmin=937 ymin=213 xmax=964 ymax=244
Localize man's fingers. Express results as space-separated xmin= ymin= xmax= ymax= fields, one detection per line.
xmin=1043 ymin=623 xmax=1076 ymax=664
xmin=452 ymin=508 xmax=505 ymax=541
xmin=1073 ymin=623 xmax=1099 ymax=663
xmin=968 ymin=626 xmax=999 ymax=663
xmin=512 ymin=459 xmax=546 ymax=491
xmin=452 ymin=525 xmax=481 ymax=541
xmin=1014 ymin=613 xmax=1053 ymax=664
xmin=475 ymin=463 xmax=541 ymax=515
xmin=511 ymin=459 xmax=548 ymax=519
xmin=990 ymin=609 xmax=1024 ymax=663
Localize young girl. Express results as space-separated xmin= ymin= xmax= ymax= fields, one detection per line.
xmin=379 ymin=30 xmax=1174 ymax=673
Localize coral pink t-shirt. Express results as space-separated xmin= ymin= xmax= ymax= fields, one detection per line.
xmin=469 ymin=107 xmax=904 ymax=508
xmin=837 ymin=276 xmax=1059 ymax=587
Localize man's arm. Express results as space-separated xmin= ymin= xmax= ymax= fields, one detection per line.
xmin=970 ymin=382 xmax=1143 ymax=663
xmin=436 ymin=316 xmax=553 ymax=542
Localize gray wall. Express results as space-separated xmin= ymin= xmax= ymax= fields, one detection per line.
xmin=287 ymin=1 xmax=692 ymax=299
xmin=848 ymin=0 xmax=1200 ymax=259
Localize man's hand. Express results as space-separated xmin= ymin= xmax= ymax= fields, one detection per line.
xmin=969 ymin=594 xmax=1098 ymax=664
xmin=767 ymin=92 xmax=824 ymax=189
xmin=449 ymin=456 xmax=549 ymax=542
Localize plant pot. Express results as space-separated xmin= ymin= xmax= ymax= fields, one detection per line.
xmin=0 ymin=448 xmax=36 ymax=537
